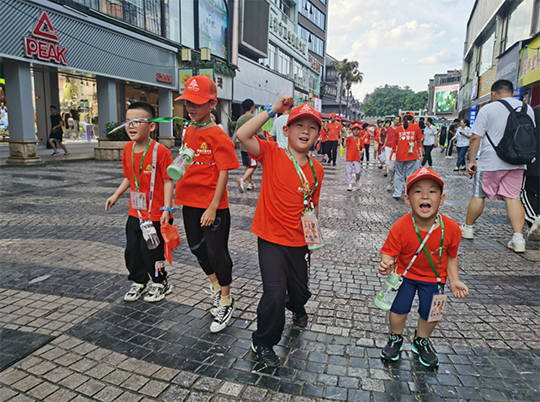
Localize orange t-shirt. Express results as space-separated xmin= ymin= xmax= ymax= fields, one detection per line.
xmin=381 ymin=213 xmax=461 ymax=284
xmin=345 ymin=136 xmax=364 ymax=162
xmin=326 ymin=122 xmax=342 ymax=141
xmin=122 ymin=141 xmax=173 ymax=222
xmin=250 ymin=139 xmax=325 ymax=247
xmin=320 ymin=128 xmax=328 ymax=142
xmin=395 ymin=123 xmax=423 ymax=162
xmin=374 ymin=128 xmax=381 ymax=143
xmin=360 ymin=129 xmax=371 ymax=145
xmin=175 ymin=125 xmax=240 ymax=209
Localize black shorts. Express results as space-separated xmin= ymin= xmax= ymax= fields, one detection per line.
xmin=50 ymin=128 xmax=63 ymax=143
xmin=241 ymin=151 xmax=257 ymax=167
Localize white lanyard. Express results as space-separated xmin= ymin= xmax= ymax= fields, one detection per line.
xmin=137 ymin=142 xmax=159 ymax=223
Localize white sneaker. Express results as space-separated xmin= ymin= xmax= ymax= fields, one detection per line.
xmin=236 ymin=177 xmax=245 ymax=193
xmin=347 ymin=184 xmax=353 ymax=191
xmin=508 ymin=237 xmax=526 ymax=253
xmin=528 ymin=217 xmax=540 ymax=241
xmin=144 ymin=281 xmax=172 ymax=302
xmin=386 ymin=184 xmax=393 ymax=192
xmin=247 ymin=183 xmax=255 ymax=191
xmin=124 ymin=283 xmax=146 ymax=302
xmin=210 ymin=299 xmax=236 ymax=333
xmin=461 ymin=224 xmax=474 ymax=240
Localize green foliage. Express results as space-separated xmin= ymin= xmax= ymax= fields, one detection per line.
xmin=362 ymin=86 xmax=428 ymax=117
xmin=180 ymin=52 xmax=236 ymax=77
xmin=106 ymin=122 xmax=130 ymax=141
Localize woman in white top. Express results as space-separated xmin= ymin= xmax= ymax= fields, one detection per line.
xmin=421 ymin=117 xmax=438 ymax=168
xmin=453 ymin=119 xmax=472 ymax=171
xmin=211 ymin=110 xmax=225 ymax=131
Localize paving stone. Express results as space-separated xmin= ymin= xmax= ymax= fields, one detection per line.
xmin=11 ymin=375 xmax=42 ymax=392
xmin=26 ymin=381 xmax=59 ymax=399
xmin=138 ymin=379 xmax=169 ymax=398
xmin=242 ymin=385 xmax=268 ymax=400
xmin=76 ymin=378 xmax=106 ymax=396
xmin=162 ymin=385 xmax=190 ymax=402
xmin=219 ymin=381 xmax=244 ymax=396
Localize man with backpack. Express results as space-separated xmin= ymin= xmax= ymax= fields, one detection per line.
xmin=462 ymin=80 xmax=537 ymax=253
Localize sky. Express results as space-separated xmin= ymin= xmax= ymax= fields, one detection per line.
xmin=326 ymin=0 xmax=475 ymax=101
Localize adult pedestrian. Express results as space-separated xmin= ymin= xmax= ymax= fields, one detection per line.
xmin=421 ymin=117 xmax=437 ymax=168
xmin=393 ymin=112 xmax=423 ymax=198
xmin=439 ymin=123 xmax=448 ymax=152
xmin=270 ymin=103 xmax=293 ymax=149
xmin=378 ymin=121 xmax=389 ymax=169
xmin=325 ymin=113 xmax=342 ymax=166
xmin=49 ymin=105 xmax=70 ymax=157
xmin=454 ymin=119 xmax=472 ymax=171
xmin=445 ymin=119 xmax=459 ymax=158
xmin=520 ymin=104 xmax=540 ymax=240
xmin=462 ymin=80 xmax=536 ymax=253
xmin=374 ymin=120 xmax=383 ymax=163
xmin=385 ymin=116 xmax=400 ymax=182
xmin=320 ymin=120 xmax=329 ymax=162
xmin=235 ymin=99 xmax=260 ymax=192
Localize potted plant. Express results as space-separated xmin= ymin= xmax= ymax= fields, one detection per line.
xmin=94 ymin=121 xmax=131 ymax=161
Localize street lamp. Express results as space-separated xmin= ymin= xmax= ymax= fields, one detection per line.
xmin=201 ymin=47 xmax=211 ymax=61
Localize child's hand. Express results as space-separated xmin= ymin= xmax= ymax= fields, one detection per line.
xmin=378 ymin=259 xmax=394 ymax=275
xmin=273 ymin=96 xmax=295 ymax=115
xmin=449 ymin=280 xmax=469 ymax=299
xmin=160 ymin=211 xmax=170 ymax=225
xmin=201 ymin=206 xmax=217 ymax=227
xmin=105 ymin=194 xmax=119 ymax=211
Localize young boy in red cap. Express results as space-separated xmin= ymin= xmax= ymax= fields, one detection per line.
xmin=378 ymin=168 xmax=469 ymax=367
xmin=345 ymin=122 xmax=365 ymax=191
xmin=236 ymin=97 xmax=325 ymax=367
xmin=174 ymin=76 xmax=240 ymax=333
xmin=360 ymin=123 xmax=371 ymax=163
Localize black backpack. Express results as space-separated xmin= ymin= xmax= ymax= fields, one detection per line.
xmin=486 ymin=100 xmax=537 ymax=165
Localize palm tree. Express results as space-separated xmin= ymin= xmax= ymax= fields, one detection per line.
xmin=330 ymin=59 xmax=364 ymax=116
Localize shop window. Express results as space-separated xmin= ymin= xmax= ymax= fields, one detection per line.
xmin=58 ymin=74 xmax=98 ymax=141
xmin=100 ymin=0 xmax=123 ymax=19
xmin=479 ymin=29 xmax=495 ymax=75
xmin=124 ymin=0 xmax=145 ymax=30
xmin=505 ymin=0 xmax=534 ymax=51
xmin=166 ymin=0 xmax=181 ymax=43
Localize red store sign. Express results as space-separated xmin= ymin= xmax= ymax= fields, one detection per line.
xmin=156 ymin=73 xmax=173 ymax=84
xmin=24 ymin=11 xmax=68 ymax=65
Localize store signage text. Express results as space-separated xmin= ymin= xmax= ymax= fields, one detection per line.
xmin=24 ymin=11 xmax=67 ymax=65
xmin=156 ymin=73 xmax=173 ymax=84
xmin=309 ymin=55 xmax=321 ymax=73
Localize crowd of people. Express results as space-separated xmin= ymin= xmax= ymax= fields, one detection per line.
xmin=104 ymin=76 xmax=538 ymax=373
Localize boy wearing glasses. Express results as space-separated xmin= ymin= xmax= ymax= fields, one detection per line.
xmin=105 ymin=101 xmax=174 ymax=303
xmin=174 ymin=76 xmax=240 ymax=333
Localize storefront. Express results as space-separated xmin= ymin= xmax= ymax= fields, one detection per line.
xmin=0 ymin=0 xmax=177 ymax=163
xmin=517 ymin=34 xmax=540 ymax=107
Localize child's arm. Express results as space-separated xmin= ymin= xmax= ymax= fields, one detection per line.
xmin=160 ymin=179 xmax=174 ymax=224
xmin=379 ymin=253 xmax=395 ymax=275
xmin=236 ymin=96 xmax=294 ymax=158
xmin=105 ymin=178 xmax=130 ymax=211
xmin=200 ymin=170 xmax=228 ymax=226
xmin=446 ymin=255 xmax=469 ymax=299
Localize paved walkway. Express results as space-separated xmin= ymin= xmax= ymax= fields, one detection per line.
xmin=0 ymin=148 xmax=539 ymax=402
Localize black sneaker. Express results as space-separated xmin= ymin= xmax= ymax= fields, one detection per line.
xmin=412 ymin=337 xmax=439 ymax=367
xmin=251 ymin=342 xmax=280 ymax=367
xmin=292 ymin=309 xmax=308 ymax=328
xmin=380 ymin=333 xmax=403 ymax=361
xmin=210 ymin=298 xmax=236 ymax=333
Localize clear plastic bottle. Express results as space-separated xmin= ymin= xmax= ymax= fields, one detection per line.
xmin=140 ymin=219 xmax=160 ymax=250
xmin=167 ymin=148 xmax=195 ymax=181
xmin=374 ymin=272 xmax=401 ymax=311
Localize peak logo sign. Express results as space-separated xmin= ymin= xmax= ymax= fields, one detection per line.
xmin=24 ymin=11 xmax=67 ymax=65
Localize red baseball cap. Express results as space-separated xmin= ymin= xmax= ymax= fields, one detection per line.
xmin=330 ymin=113 xmax=336 ymax=117
xmin=175 ymin=75 xmax=217 ymax=104
xmin=351 ymin=122 xmax=362 ymax=129
xmin=287 ymin=103 xmax=322 ymax=127
xmin=406 ymin=168 xmax=445 ymax=193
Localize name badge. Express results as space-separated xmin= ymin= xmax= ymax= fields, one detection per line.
xmin=131 ymin=191 xmax=147 ymax=210
xmin=301 ymin=211 xmax=324 ymax=250
xmin=427 ymin=293 xmax=448 ymax=323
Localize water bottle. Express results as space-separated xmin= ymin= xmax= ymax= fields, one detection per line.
xmin=140 ymin=219 xmax=160 ymax=250
xmin=167 ymin=148 xmax=195 ymax=181
xmin=374 ymin=272 xmax=401 ymax=311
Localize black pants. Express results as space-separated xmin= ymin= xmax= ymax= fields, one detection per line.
xmin=421 ymin=145 xmax=433 ymax=167
xmin=362 ymin=144 xmax=370 ymax=161
xmin=253 ymin=238 xmax=311 ymax=347
xmin=327 ymin=140 xmax=338 ymax=163
xmin=182 ymin=206 xmax=233 ymax=286
xmin=439 ymin=133 xmax=446 ymax=148
xmin=446 ymin=138 xmax=455 ymax=156
xmin=521 ymin=176 xmax=539 ymax=227
xmin=125 ymin=216 xmax=170 ymax=284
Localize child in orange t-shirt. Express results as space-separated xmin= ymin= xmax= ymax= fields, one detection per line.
xmin=237 ymin=98 xmax=324 ymax=368
xmin=320 ymin=121 xmax=329 ymax=162
xmin=174 ymin=76 xmax=240 ymax=333
xmin=378 ymin=168 xmax=469 ymax=368
xmin=393 ymin=112 xmax=424 ymax=198
xmin=105 ymin=101 xmax=174 ymax=303
xmin=360 ymin=123 xmax=371 ymax=162
xmin=345 ymin=122 xmax=365 ymax=191
xmin=325 ymin=114 xmax=342 ymax=166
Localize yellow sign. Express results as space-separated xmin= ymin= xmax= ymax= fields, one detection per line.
xmin=518 ymin=36 xmax=540 ymax=88
xmin=478 ymin=66 xmax=497 ymax=98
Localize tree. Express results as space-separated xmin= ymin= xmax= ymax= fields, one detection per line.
xmin=361 ymin=86 xmax=428 ymax=117
xmin=330 ymin=59 xmax=364 ymax=116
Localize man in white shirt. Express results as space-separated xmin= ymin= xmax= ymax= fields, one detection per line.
xmin=463 ymin=80 xmax=536 ymax=253
xmin=270 ymin=103 xmax=293 ymax=149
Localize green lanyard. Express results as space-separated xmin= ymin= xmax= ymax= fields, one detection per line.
xmin=286 ymin=149 xmax=318 ymax=211
xmin=132 ymin=139 xmax=152 ymax=191
xmin=354 ymin=137 xmax=362 ymax=151
xmin=412 ymin=213 xmax=445 ymax=293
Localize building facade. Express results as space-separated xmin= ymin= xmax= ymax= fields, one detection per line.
xmin=427 ymin=70 xmax=462 ymax=120
xmin=459 ymin=0 xmax=540 ymax=124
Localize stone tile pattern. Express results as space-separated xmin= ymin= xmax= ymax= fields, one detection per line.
xmin=0 ymin=329 xmax=52 ymax=371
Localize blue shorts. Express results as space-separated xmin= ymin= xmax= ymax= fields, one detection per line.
xmin=390 ymin=277 xmax=445 ymax=321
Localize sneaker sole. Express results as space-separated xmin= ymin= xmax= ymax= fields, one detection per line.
xmin=236 ymin=178 xmax=244 ymax=193
xmin=380 ymin=345 xmax=403 ymax=362
xmin=210 ymin=303 xmax=235 ymax=333
xmin=508 ymin=243 xmax=526 ymax=253
xmin=461 ymin=233 xmax=474 ymax=240
xmin=411 ymin=344 xmax=439 ymax=367
xmin=144 ymin=284 xmax=173 ymax=303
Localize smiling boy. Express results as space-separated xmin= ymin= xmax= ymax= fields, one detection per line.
xmin=105 ymin=101 xmax=174 ymax=303
xmin=378 ymin=168 xmax=469 ymax=367
xmin=236 ymin=97 xmax=325 ymax=367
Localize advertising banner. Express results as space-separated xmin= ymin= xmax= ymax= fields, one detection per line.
xmin=434 ymin=84 xmax=460 ymax=113
xmin=478 ymin=66 xmax=497 ymax=98
xmin=517 ymin=36 xmax=540 ymax=88
xmin=178 ymin=69 xmax=193 ymax=93
xmin=199 ymin=0 xmax=228 ymax=60
xmin=497 ymin=43 xmax=521 ymax=87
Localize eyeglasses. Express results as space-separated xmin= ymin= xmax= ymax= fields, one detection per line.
xmin=125 ymin=119 xmax=149 ymax=128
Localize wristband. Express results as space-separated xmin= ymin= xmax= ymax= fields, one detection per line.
xmin=264 ymin=104 xmax=276 ymax=118
xmin=160 ymin=206 xmax=173 ymax=213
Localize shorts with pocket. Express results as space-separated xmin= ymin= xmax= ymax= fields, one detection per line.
xmin=473 ymin=169 xmax=524 ymax=200
xmin=390 ymin=277 xmax=445 ymax=321
xmin=241 ymin=151 xmax=257 ymax=168
xmin=49 ymin=128 xmax=63 ymax=142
